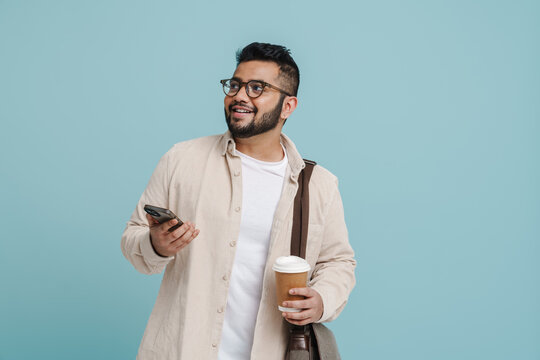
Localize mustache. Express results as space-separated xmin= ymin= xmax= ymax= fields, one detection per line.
xmin=229 ymin=101 xmax=257 ymax=113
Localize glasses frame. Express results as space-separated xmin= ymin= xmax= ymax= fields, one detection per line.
xmin=220 ymin=78 xmax=293 ymax=98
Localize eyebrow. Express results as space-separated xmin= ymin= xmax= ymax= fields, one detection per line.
xmin=231 ymin=77 xmax=265 ymax=83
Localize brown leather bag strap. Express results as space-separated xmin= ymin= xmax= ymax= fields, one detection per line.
xmin=288 ymin=160 xmax=317 ymax=359
xmin=290 ymin=159 xmax=316 ymax=259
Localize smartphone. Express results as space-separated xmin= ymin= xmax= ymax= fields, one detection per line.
xmin=144 ymin=204 xmax=184 ymax=232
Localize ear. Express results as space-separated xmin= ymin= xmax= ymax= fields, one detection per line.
xmin=280 ymin=96 xmax=298 ymax=120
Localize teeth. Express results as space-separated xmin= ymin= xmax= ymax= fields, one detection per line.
xmin=235 ymin=109 xmax=251 ymax=113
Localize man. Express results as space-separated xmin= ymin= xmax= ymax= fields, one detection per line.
xmin=121 ymin=42 xmax=356 ymax=360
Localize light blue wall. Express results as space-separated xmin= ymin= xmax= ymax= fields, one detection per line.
xmin=1 ymin=1 xmax=538 ymax=359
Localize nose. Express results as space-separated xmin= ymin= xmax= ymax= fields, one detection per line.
xmin=232 ymin=83 xmax=250 ymax=102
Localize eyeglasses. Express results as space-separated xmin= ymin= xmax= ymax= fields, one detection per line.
xmin=220 ymin=78 xmax=293 ymax=98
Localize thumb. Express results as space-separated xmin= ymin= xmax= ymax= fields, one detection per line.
xmin=145 ymin=213 xmax=159 ymax=227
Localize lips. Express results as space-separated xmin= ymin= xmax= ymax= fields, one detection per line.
xmin=231 ymin=105 xmax=254 ymax=114
xmin=230 ymin=104 xmax=256 ymax=118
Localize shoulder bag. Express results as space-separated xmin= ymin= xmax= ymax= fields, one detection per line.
xmin=285 ymin=160 xmax=341 ymax=360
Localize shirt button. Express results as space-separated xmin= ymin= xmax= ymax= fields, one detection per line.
xmin=235 ymin=206 xmax=241 ymax=212
xmin=222 ymin=275 xmax=228 ymax=281
xmin=217 ymin=307 xmax=224 ymax=313
xmin=234 ymin=170 xmax=240 ymax=176
xmin=212 ymin=343 xmax=217 ymax=348
xmin=230 ymin=241 xmax=236 ymax=247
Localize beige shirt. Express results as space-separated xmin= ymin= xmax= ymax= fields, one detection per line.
xmin=121 ymin=131 xmax=356 ymax=360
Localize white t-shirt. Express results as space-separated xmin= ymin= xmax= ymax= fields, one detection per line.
xmin=218 ymin=147 xmax=288 ymax=360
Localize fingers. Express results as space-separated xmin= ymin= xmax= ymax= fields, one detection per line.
xmin=168 ymin=220 xmax=188 ymax=238
xmin=146 ymin=213 xmax=159 ymax=226
xmin=170 ymin=222 xmax=199 ymax=247
xmin=282 ymin=298 xmax=314 ymax=311
xmin=289 ymin=287 xmax=316 ymax=297
xmin=145 ymin=214 xmax=177 ymax=232
xmin=167 ymin=219 xmax=183 ymax=232
xmin=173 ymin=228 xmax=200 ymax=252
xmin=163 ymin=218 xmax=180 ymax=233
xmin=149 ymin=219 xmax=200 ymax=257
xmin=281 ymin=287 xmax=316 ymax=310
xmin=155 ymin=219 xmax=184 ymax=239
xmin=282 ymin=309 xmax=315 ymax=326
xmin=282 ymin=287 xmax=323 ymax=325
xmin=171 ymin=221 xmax=195 ymax=239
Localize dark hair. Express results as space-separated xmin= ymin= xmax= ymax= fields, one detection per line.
xmin=236 ymin=42 xmax=300 ymax=96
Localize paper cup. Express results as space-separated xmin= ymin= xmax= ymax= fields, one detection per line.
xmin=272 ymin=256 xmax=311 ymax=312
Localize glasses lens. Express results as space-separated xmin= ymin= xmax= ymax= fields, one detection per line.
xmin=223 ymin=79 xmax=239 ymax=96
xmin=247 ymin=81 xmax=264 ymax=98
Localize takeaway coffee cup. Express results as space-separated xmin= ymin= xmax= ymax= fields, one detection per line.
xmin=272 ymin=256 xmax=311 ymax=312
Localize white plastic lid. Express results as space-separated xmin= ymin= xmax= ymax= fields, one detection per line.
xmin=272 ymin=256 xmax=310 ymax=273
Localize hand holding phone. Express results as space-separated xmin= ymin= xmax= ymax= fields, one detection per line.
xmin=143 ymin=204 xmax=200 ymax=257
xmin=144 ymin=205 xmax=184 ymax=232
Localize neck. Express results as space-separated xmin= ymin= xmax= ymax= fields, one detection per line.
xmin=234 ymin=127 xmax=284 ymax=162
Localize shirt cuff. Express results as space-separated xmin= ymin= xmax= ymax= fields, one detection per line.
xmin=310 ymin=284 xmax=331 ymax=323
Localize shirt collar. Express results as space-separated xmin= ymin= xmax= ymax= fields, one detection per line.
xmin=219 ymin=131 xmax=305 ymax=176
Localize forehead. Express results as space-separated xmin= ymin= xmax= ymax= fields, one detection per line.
xmin=232 ymin=60 xmax=280 ymax=82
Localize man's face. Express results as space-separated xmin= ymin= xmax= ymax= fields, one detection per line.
xmin=224 ymin=60 xmax=286 ymax=138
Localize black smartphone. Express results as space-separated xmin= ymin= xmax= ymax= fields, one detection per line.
xmin=144 ymin=204 xmax=184 ymax=232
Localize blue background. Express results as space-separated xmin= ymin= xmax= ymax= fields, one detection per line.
xmin=1 ymin=1 xmax=539 ymax=359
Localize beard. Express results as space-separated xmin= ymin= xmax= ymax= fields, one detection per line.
xmin=225 ymin=95 xmax=285 ymax=138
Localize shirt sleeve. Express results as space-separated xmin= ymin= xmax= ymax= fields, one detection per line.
xmin=121 ymin=149 xmax=175 ymax=275
xmin=309 ymin=179 xmax=356 ymax=323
